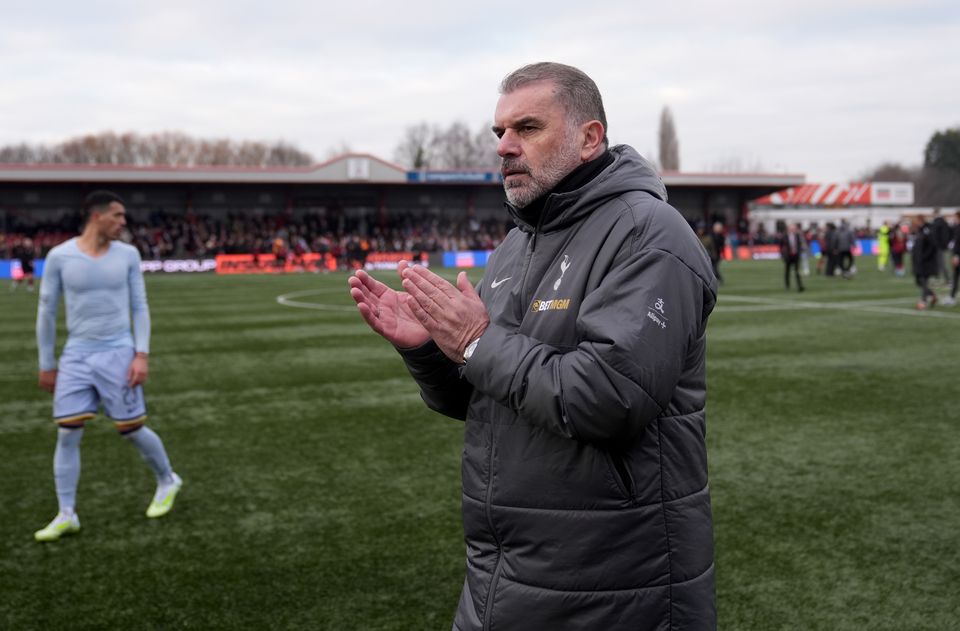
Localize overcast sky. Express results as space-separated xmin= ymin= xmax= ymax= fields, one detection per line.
xmin=1 ymin=1 xmax=957 ymax=182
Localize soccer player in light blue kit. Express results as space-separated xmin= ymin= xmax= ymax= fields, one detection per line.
xmin=34 ymin=190 xmax=182 ymax=542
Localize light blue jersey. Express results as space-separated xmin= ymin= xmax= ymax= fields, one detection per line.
xmin=36 ymin=238 xmax=150 ymax=371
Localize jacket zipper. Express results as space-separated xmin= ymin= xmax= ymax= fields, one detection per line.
xmin=482 ymin=425 xmax=503 ymax=631
xmin=516 ymin=230 xmax=538 ymax=319
xmin=483 ymin=228 xmax=539 ymax=630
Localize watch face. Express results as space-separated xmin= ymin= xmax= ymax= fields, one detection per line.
xmin=464 ymin=339 xmax=478 ymax=360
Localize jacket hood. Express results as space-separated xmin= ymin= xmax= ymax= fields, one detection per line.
xmin=508 ymin=145 xmax=667 ymax=234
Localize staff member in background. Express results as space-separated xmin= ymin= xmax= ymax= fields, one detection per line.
xmin=350 ymin=62 xmax=717 ymax=630
xmin=931 ymin=208 xmax=951 ymax=284
xmin=911 ymin=214 xmax=939 ymax=310
xmin=780 ymin=222 xmax=806 ymax=292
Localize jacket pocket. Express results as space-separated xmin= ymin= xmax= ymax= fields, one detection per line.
xmin=604 ymin=450 xmax=636 ymax=503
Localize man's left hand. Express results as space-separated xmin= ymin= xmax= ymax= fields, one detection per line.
xmin=401 ymin=265 xmax=489 ymax=363
xmin=128 ymin=353 xmax=149 ymax=387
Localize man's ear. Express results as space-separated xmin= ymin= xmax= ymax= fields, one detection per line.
xmin=580 ymin=120 xmax=606 ymax=161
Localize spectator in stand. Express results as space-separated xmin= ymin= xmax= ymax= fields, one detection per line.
xmin=10 ymin=238 xmax=37 ymax=292
xmin=272 ymin=237 xmax=288 ymax=272
xmin=779 ymin=223 xmax=805 ymax=292
xmin=291 ymin=233 xmax=309 ymax=269
xmin=911 ymin=215 xmax=939 ymax=310
xmin=6 ymin=207 xmax=512 ymax=265
xmin=312 ymin=234 xmax=333 ymax=271
xmin=943 ymin=211 xmax=960 ymax=307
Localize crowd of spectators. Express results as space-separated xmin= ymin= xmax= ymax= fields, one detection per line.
xmin=1 ymin=207 xmax=923 ymax=270
xmin=2 ymin=207 xmax=512 ymax=264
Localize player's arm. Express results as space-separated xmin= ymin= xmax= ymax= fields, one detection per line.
xmin=36 ymin=252 xmax=62 ymax=392
xmin=128 ymin=249 xmax=151 ymax=387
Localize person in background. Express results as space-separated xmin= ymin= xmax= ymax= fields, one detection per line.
xmin=33 ymin=190 xmax=182 ymax=542
xmin=835 ymin=220 xmax=856 ymax=279
xmin=710 ymin=221 xmax=726 ymax=283
xmin=10 ymin=238 xmax=37 ymax=292
xmin=911 ymin=215 xmax=939 ymax=310
xmin=877 ymin=222 xmax=891 ymax=272
xmin=822 ymin=223 xmax=837 ymax=276
xmin=272 ymin=236 xmax=288 ymax=272
xmin=931 ymin=208 xmax=952 ymax=284
xmin=890 ymin=223 xmax=907 ymax=277
xmin=942 ymin=211 xmax=960 ymax=307
xmin=698 ymin=224 xmax=717 ymax=279
xmin=779 ymin=222 xmax=805 ymax=292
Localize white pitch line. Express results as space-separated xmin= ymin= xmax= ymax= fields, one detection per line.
xmin=276 ymin=287 xmax=960 ymax=319
xmin=275 ymin=270 xmax=467 ymax=312
xmin=717 ymin=294 xmax=960 ymax=319
xmin=276 ymin=288 xmax=357 ymax=312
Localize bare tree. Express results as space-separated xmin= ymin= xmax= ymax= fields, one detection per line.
xmin=709 ymin=155 xmax=767 ymax=173
xmin=858 ymin=131 xmax=960 ymax=204
xmin=0 ymin=143 xmax=42 ymax=163
xmin=658 ymin=106 xmax=680 ymax=172
xmin=324 ymin=141 xmax=353 ymax=161
xmin=0 ymin=131 xmax=315 ymax=166
xmin=471 ymin=123 xmax=499 ymax=169
xmin=270 ymin=141 xmax=314 ymax=166
xmin=393 ymin=121 xmax=498 ymax=170
xmin=431 ymin=121 xmax=476 ymax=169
xmin=394 ymin=122 xmax=433 ymax=169
xmin=859 ymin=162 xmax=919 ymax=182
xmin=917 ymin=167 xmax=960 ymax=205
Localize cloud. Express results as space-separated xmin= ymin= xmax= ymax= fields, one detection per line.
xmin=1 ymin=0 xmax=958 ymax=181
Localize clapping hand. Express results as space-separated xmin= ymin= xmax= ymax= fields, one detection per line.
xmin=400 ymin=264 xmax=489 ymax=363
xmin=349 ymin=262 xmax=431 ymax=349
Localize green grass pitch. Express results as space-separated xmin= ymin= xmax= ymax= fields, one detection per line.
xmin=1 ymin=259 xmax=958 ymax=630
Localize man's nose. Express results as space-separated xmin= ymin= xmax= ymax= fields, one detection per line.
xmin=497 ymin=130 xmax=521 ymax=158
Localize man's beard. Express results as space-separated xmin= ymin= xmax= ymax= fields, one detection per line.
xmin=502 ymin=131 xmax=581 ymax=208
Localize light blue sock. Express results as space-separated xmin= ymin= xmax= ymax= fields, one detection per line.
xmin=54 ymin=427 xmax=84 ymax=514
xmin=125 ymin=426 xmax=174 ymax=485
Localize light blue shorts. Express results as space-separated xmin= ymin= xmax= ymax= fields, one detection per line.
xmin=54 ymin=347 xmax=147 ymax=430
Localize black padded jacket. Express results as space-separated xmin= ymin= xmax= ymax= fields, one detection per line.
xmin=401 ymin=145 xmax=718 ymax=631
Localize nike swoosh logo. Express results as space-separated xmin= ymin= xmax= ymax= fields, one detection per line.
xmin=490 ymin=277 xmax=512 ymax=289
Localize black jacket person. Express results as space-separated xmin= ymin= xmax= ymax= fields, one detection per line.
xmin=350 ymin=63 xmax=717 ymax=631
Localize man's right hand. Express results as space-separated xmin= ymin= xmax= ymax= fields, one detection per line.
xmin=38 ymin=370 xmax=57 ymax=393
xmin=348 ymin=262 xmax=431 ymax=349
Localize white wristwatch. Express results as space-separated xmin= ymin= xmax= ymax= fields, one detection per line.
xmin=462 ymin=337 xmax=481 ymax=363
